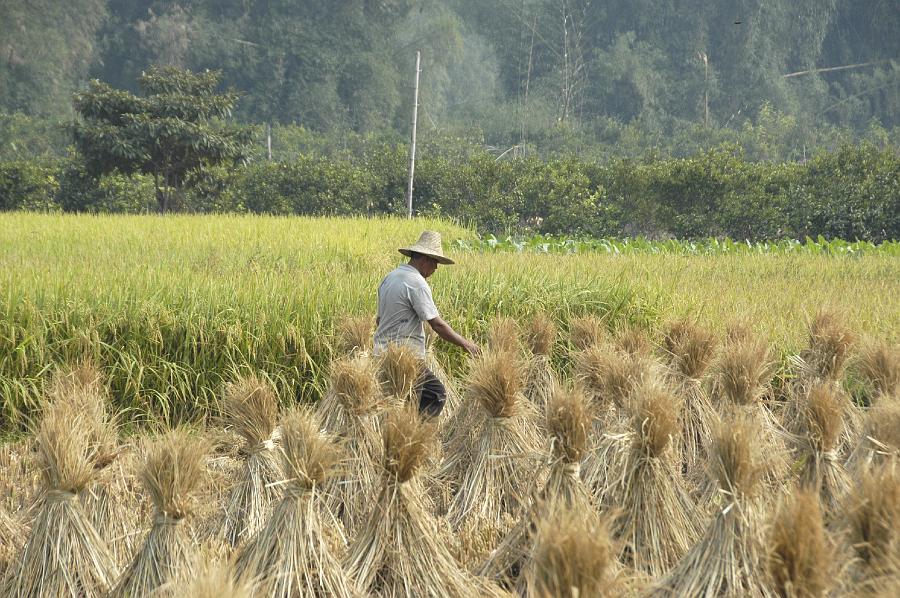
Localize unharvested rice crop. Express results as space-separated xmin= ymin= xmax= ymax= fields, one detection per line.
xmin=1 ymin=214 xmax=899 ymax=596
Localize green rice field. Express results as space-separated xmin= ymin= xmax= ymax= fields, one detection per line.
xmin=1 ymin=213 xmax=898 ymax=427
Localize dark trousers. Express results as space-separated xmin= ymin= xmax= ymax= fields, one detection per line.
xmin=416 ymin=368 xmax=447 ymax=418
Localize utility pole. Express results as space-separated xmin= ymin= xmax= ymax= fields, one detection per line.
xmin=266 ymin=123 xmax=272 ymax=160
xmin=406 ymin=51 xmax=421 ymax=219
xmin=698 ymin=51 xmax=709 ymax=127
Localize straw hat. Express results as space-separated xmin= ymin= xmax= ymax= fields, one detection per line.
xmin=398 ymin=231 xmax=455 ymax=265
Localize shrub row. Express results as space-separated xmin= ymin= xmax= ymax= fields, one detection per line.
xmin=1 ymin=143 xmax=897 ymax=241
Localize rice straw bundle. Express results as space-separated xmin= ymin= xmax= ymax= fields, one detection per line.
xmin=111 ymin=430 xmax=208 ymax=597
xmin=614 ymin=324 xmax=653 ymax=357
xmin=479 ymin=383 xmax=597 ymax=583
xmin=488 ymin=316 xmax=524 ymax=355
xmin=765 ymin=488 xmax=836 ymax=598
xmin=651 ymin=414 xmax=773 ymax=597
xmin=661 ymin=319 xmax=719 ymax=476
xmin=857 ymin=340 xmax=900 ymax=403
xmin=569 ymin=314 xmax=607 ymax=351
xmin=523 ymin=313 xmax=559 ymax=412
xmin=849 ymin=398 xmax=900 ymax=469
xmin=220 ymin=375 xmax=284 ymax=547
xmin=8 ymin=395 xmax=118 ymax=598
xmin=0 ymin=506 xmax=25 ymax=582
xmin=841 ymin=463 xmax=900 ymax=587
xmin=789 ymin=383 xmax=851 ymax=512
xmin=346 ymin=405 xmax=494 ymax=597
xmin=377 ymin=342 xmax=425 ymax=406
xmin=711 ymin=333 xmax=789 ymax=491
xmin=444 ymin=351 xmax=546 ymax=534
xmin=165 ymin=552 xmax=253 ymax=598
xmin=336 ymin=314 xmax=375 ymax=356
xmin=323 ymin=355 xmax=384 ymax=534
xmin=796 ymin=309 xmax=857 ymax=385
xmin=521 ymin=507 xmax=620 ymax=598
xmin=236 ymin=409 xmax=358 ymax=597
xmin=608 ymin=378 xmax=701 ymax=577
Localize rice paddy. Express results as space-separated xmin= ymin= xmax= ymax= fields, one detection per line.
xmin=1 ymin=212 xmax=899 ymax=595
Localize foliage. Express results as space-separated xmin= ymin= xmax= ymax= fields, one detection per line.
xmin=0 ymin=161 xmax=60 ymax=211
xmin=72 ymin=66 xmax=252 ymax=212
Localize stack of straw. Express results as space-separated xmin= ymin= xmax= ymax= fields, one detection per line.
xmin=346 ymin=405 xmax=496 ymax=597
xmin=236 ymin=409 xmax=358 ymax=597
xmin=652 ymin=414 xmax=773 ymax=597
xmin=856 ymin=340 xmax=900 ymax=403
xmin=8 ymin=393 xmax=118 ymax=597
xmin=849 ymin=399 xmax=900 ymax=469
xmin=220 ymin=375 xmax=284 ymax=547
xmin=523 ymin=313 xmax=559 ymax=413
xmin=569 ymin=315 xmax=607 ymax=352
xmin=111 ymin=430 xmax=208 ymax=597
xmin=608 ymin=377 xmax=701 ymax=577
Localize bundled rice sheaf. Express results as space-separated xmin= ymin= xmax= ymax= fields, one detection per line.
xmin=857 ymin=340 xmax=900 ymax=403
xmin=797 ymin=309 xmax=857 ymax=384
xmin=848 ymin=398 xmax=900 ymax=469
xmin=569 ymin=314 xmax=607 ymax=351
xmin=346 ymin=405 xmax=498 ymax=597
xmin=607 ymin=378 xmax=701 ymax=577
xmin=164 ymin=552 xmax=253 ymax=598
xmin=0 ymin=506 xmax=25 ymax=582
xmin=335 ymin=314 xmax=375 ymax=356
xmin=377 ymin=342 xmax=425 ymax=406
xmin=488 ymin=316 xmax=525 ymax=355
xmin=236 ymin=409 xmax=359 ymax=598
xmin=219 ymin=374 xmax=284 ymax=547
xmin=444 ymin=351 xmax=546 ymax=537
xmin=111 ymin=430 xmax=208 ymax=597
xmin=841 ymin=463 xmax=900 ymax=587
xmin=479 ymin=383 xmax=597 ymax=583
xmin=323 ymin=355 xmax=385 ymax=534
xmin=661 ymin=320 xmax=719 ymax=476
xmin=766 ymin=488 xmax=836 ymax=598
xmin=8 ymin=395 xmax=118 ymax=598
xmin=521 ymin=507 xmax=620 ymax=598
xmin=614 ymin=324 xmax=653 ymax=358
xmin=789 ymin=383 xmax=851 ymax=512
xmin=651 ymin=414 xmax=774 ymax=597
xmin=523 ymin=313 xmax=559 ymax=412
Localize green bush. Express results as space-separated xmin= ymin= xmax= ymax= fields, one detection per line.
xmin=56 ymin=158 xmax=156 ymax=213
xmin=0 ymin=160 xmax=60 ymax=211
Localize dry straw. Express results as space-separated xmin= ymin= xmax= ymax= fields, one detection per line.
xmin=797 ymin=309 xmax=857 ymax=383
xmin=848 ymin=398 xmax=900 ymax=469
xmin=111 ymin=430 xmax=208 ymax=597
xmin=766 ymin=488 xmax=836 ymax=598
xmin=219 ymin=374 xmax=284 ymax=547
xmin=790 ymin=383 xmax=850 ymax=512
xmin=652 ymin=414 xmax=773 ymax=597
xmin=841 ymin=463 xmax=900 ymax=587
xmin=236 ymin=408 xmax=358 ymax=598
xmin=444 ymin=350 xmax=546 ymax=535
xmin=164 ymin=552 xmax=253 ymax=598
xmin=323 ymin=355 xmax=384 ymax=534
xmin=521 ymin=507 xmax=619 ymax=598
xmin=523 ymin=313 xmax=559 ymax=412
xmin=335 ymin=314 xmax=375 ymax=356
xmin=662 ymin=320 xmax=719 ymax=476
xmin=569 ymin=314 xmax=607 ymax=351
xmin=8 ymin=395 xmax=118 ymax=598
xmin=488 ymin=316 xmax=524 ymax=355
xmin=613 ymin=324 xmax=653 ymax=358
xmin=346 ymin=405 xmax=496 ymax=597
xmin=857 ymin=340 xmax=900 ymax=403
xmin=377 ymin=342 xmax=425 ymax=405
xmin=608 ymin=377 xmax=701 ymax=577
xmin=480 ymin=383 xmax=597 ymax=583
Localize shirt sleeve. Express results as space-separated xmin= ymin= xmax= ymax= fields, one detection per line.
xmin=408 ymin=282 xmax=440 ymax=322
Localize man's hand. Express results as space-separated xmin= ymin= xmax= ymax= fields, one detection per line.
xmin=462 ymin=340 xmax=481 ymax=357
xmin=429 ymin=316 xmax=480 ymax=356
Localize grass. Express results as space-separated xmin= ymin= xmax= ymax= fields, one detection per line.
xmin=1 ymin=213 xmax=898 ymax=429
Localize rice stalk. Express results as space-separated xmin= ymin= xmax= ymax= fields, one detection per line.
xmin=614 ymin=325 xmax=653 ymax=357
xmin=857 ymin=340 xmax=900 ymax=402
xmin=8 ymin=396 xmax=118 ymax=598
xmin=798 ymin=309 xmax=857 ymax=383
xmin=526 ymin=313 xmax=556 ymax=357
xmin=219 ymin=375 xmax=284 ymax=547
xmin=574 ymin=343 xmax=649 ymax=413
xmin=111 ymin=430 xmax=208 ymax=597
xmin=608 ymin=378 xmax=701 ymax=577
xmin=377 ymin=343 xmax=425 ymax=405
xmin=162 ymin=551 xmax=253 ymax=598
xmin=848 ymin=398 xmax=900 ymax=469
xmin=444 ymin=351 xmax=546 ymax=535
xmin=523 ymin=314 xmax=558 ymax=412
xmin=346 ymin=406 xmax=498 ymax=597
xmin=488 ymin=316 xmax=524 ymax=355
xmin=650 ymin=414 xmax=774 ymax=597
xmin=663 ymin=319 xmax=718 ymax=381
xmin=236 ymin=408 xmax=358 ymax=598
xmin=841 ymin=463 xmax=900 ymax=585
xmin=335 ymin=314 xmax=375 ymax=356
xmin=521 ymin=507 xmax=620 ymax=598
xmin=0 ymin=505 xmax=25 ymax=582
xmin=570 ymin=314 xmax=607 ymax=351
xmin=766 ymin=488 xmax=835 ymax=598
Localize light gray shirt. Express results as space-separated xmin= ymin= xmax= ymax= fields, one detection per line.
xmin=373 ymin=264 xmax=440 ymax=357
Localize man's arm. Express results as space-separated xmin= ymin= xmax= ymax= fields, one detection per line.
xmin=428 ymin=316 xmax=480 ymax=356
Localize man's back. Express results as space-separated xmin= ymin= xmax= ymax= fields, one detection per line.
xmin=373 ymin=264 xmax=440 ymax=356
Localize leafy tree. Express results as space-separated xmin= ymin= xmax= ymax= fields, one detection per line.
xmin=73 ymin=65 xmax=251 ymax=212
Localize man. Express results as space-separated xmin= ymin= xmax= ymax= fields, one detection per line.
xmin=373 ymin=230 xmax=480 ymax=417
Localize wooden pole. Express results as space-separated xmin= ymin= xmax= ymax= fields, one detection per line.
xmin=266 ymin=123 xmax=272 ymax=160
xmin=406 ymin=51 xmax=421 ymax=219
